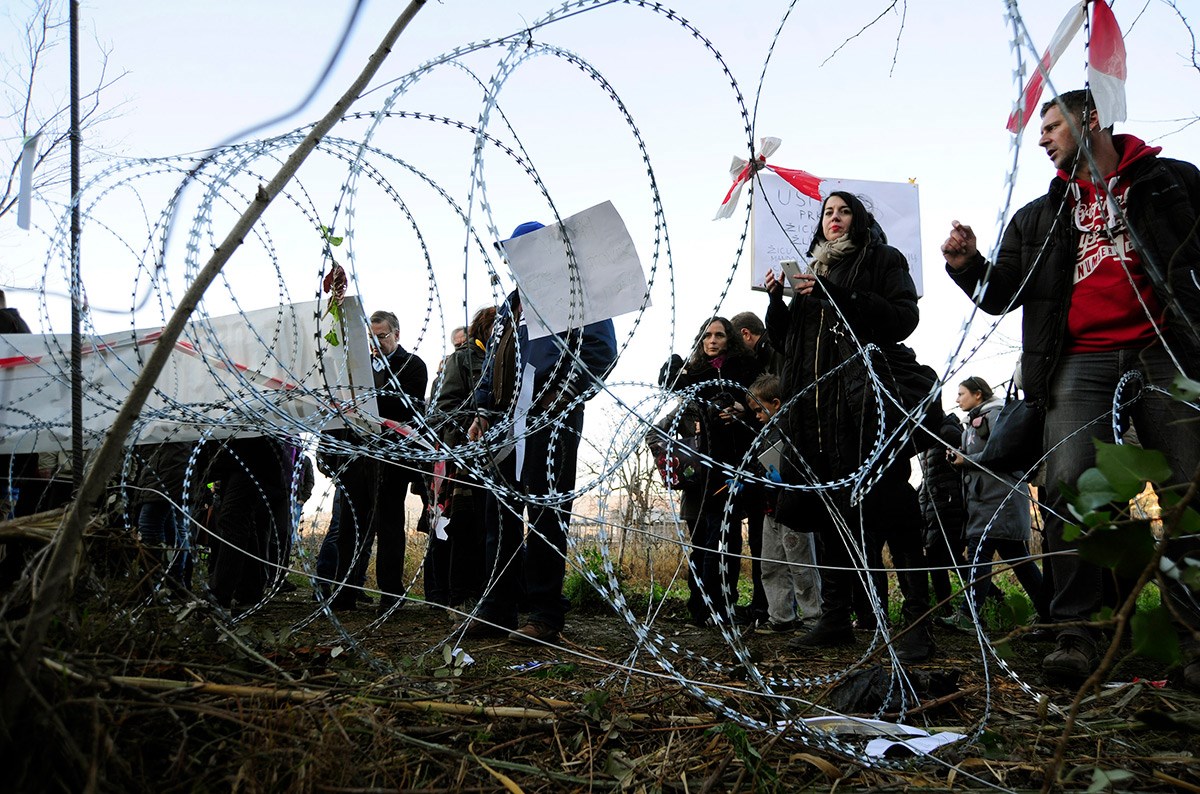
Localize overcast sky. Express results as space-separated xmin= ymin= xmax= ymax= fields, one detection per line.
xmin=4 ymin=0 xmax=1199 ymax=413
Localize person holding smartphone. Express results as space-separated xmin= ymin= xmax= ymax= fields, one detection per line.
xmin=764 ymin=191 xmax=935 ymax=663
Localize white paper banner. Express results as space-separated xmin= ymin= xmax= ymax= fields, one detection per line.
xmin=500 ymin=201 xmax=648 ymax=340
xmin=0 ymin=297 xmax=375 ymax=454
xmin=751 ymin=173 xmax=923 ymax=295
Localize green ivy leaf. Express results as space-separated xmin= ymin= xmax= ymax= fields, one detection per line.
xmin=1170 ymin=373 xmax=1200 ymax=403
xmin=1063 ymin=523 xmax=1083 ymax=542
xmin=998 ymin=594 xmax=1033 ymax=627
xmin=1093 ymin=440 xmax=1172 ymax=497
xmin=320 ymin=225 xmax=344 ymax=247
xmin=1076 ymin=522 xmax=1155 ymax=578
xmin=1131 ymin=605 xmax=1181 ymax=665
xmin=1070 ymin=467 xmax=1121 ymax=517
xmin=324 ymin=328 xmax=340 ymax=347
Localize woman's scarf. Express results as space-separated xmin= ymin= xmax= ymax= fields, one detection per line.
xmin=809 ymin=236 xmax=858 ymax=277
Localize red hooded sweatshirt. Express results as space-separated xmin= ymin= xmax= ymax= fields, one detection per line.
xmin=1063 ymin=134 xmax=1165 ymax=354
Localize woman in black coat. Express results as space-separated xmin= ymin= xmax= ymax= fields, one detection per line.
xmin=668 ymin=316 xmax=762 ymax=626
xmin=423 ymin=305 xmax=497 ymax=608
xmin=764 ymin=191 xmax=934 ymax=661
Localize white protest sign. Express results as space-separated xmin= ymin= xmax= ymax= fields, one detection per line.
xmin=0 ymin=297 xmax=374 ymax=454
xmin=499 ymin=201 xmax=648 ymax=340
xmin=751 ymin=172 xmax=923 ymax=295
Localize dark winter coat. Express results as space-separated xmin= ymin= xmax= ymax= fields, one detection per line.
xmin=374 ymin=345 xmax=428 ymax=423
xmin=0 ymin=308 xmax=31 ymax=334
xmin=432 ymin=339 xmax=486 ymax=448
xmin=670 ymin=352 xmax=763 ymax=499
xmin=961 ymin=397 xmax=1031 ymax=541
xmin=918 ymin=413 xmax=965 ymax=543
xmin=947 ymin=142 xmax=1200 ymax=410
xmin=131 ymin=441 xmax=194 ymax=511
xmin=765 ymin=224 xmax=920 ymax=481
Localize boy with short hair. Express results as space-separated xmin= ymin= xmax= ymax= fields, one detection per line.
xmin=747 ymin=374 xmax=821 ymax=633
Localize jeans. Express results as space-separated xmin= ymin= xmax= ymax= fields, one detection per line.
xmin=315 ymin=471 xmax=374 ymax=601
xmin=1044 ymin=346 xmax=1200 ymax=637
xmin=138 ymin=500 xmax=192 ymax=586
xmin=478 ymin=406 xmax=583 ymax=632
xmin=760 ymin=514 xmax=821 ymax=623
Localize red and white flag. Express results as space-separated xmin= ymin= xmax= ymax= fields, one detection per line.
xmin=1088 ymin=0 xmax=1127 ymax=129
xmin=1007 ymin=3 xmax=1086 ymax=133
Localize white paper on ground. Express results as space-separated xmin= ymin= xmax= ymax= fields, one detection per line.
xmin=783 ymin=715 xmax=965 ymax=758
xmin=864 ymin=731 xmax=967 ymax=758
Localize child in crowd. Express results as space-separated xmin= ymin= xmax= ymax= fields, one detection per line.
xmin=746 ymin=374 xmax=821 ymax=633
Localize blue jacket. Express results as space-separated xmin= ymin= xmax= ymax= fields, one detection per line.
xmin=474 ymin=290 xmax=617 ymax=417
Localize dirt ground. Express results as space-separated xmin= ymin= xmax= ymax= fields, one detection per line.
xmin=174 ymin=580 xmax=1200 ymax=792
xmin=6 ymin=530 xmax=1200 ymax=792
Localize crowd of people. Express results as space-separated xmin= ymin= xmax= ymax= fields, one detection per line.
xmin=1 ymin=89 xmax=1197 ymax=690
xmin=650 ymin=88 xmax=1199 ymax=688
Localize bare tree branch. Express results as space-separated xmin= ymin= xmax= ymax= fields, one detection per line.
xmin=0 ymin=0 xmax=128 ymax=223
xmin=1159 ymin=0 xmax=1199 ymax=75
xmin=819 ymin=1 xmax=907 ymax=72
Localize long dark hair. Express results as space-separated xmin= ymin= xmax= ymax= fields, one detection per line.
xmin=686 ymin=316 xmax=751 ymax=371
xmin=468 ymin=305 xmax=497 ymax=344
xmin=807 ymin=191 xmax=876 ymax=255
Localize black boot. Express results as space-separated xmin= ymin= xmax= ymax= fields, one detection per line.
xmin=893 ymin=620 xmax=935 ymax=663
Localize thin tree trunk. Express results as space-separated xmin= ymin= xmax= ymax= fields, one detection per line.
xmin=0 ymin=0 xmax=427 ymax=733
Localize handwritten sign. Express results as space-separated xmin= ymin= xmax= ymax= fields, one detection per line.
xmin=751 ymin=172 xmax=923 ymax=295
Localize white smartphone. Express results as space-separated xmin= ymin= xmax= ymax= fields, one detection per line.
xmin=779 ymin=259 xmax=810 ymax=291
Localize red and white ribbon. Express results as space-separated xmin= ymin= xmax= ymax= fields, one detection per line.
xmin=713 ymin=137 xmax=824 ymax=220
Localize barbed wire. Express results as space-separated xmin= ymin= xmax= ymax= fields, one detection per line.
xmin=3 ymin=0 xmax=1199 ymax=777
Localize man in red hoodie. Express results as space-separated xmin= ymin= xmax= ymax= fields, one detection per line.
xmin=941 ymin=89 xmax=1200 ymax=685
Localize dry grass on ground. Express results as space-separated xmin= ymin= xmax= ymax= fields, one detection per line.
xmin=3 ymin=522 xmax=1199 ymax=793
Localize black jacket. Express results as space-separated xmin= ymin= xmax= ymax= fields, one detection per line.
xmin=431 ymin=340 xmax=485 ymax=447
xmin=948 ymin=151 xmax=1200 ymax=409
xmin=0 ymin=308 xmax=31 ymax=334
xmin=918 ymin=413 xmax=965 ymax=539
xmin=671 ymin=352 xmax=762 ymax=497
xmin=374 ymin=345 xmax=428 ymax=423
xmin=765 ymin=226 xmax=920 ymax=480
